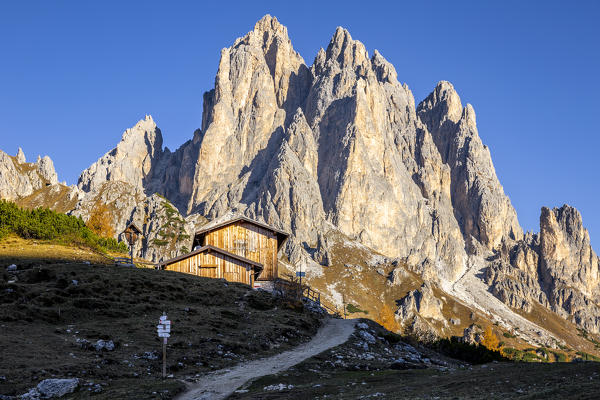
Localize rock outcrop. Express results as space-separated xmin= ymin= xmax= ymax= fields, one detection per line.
xmin=71 ymin=181 xmax=199 ymax=262
xmin=417 ymin=81 xmax=522 ymax=251
xmin=394 ymin=282 xmax=444 ymax=342
xmin=486 ymin=205 xmax=600 ymax=333
xmin=0 ymin=148 xmax=59 ymax=201
xmin=78 ymin=115 xmax=163 ymax=194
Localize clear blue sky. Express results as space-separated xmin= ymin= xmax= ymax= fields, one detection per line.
xmin=1 ymin=1 xmax=599 ymax=250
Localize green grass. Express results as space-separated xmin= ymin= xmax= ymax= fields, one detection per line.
xmin=346 ymin=303 xmax=368 ymax=314
xmin=0 ymin=200 xmax=127 ymax=254
xmin=575 ymin=351 xmax=600 ymax=361
xmin=502 ymin=347 xmax=545 ymax=362
xmin=551 ymin=351 xmax=568 ymax=362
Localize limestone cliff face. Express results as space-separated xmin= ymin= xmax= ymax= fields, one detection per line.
xmin=539 ymin=206 xmax=600 ymax=332
xmin=486 ymin=205 xmax=600 ymax=333
xmin=186 ymin=15 xmax=309 ymax=218
xmin=172 ymin=19 xmax=471 ymax=282
xmin=417 ymin=82 xmax=523 ymax=251
xmin=539 ymin=206 xmax=600 ymax=297
xmin=0 ymin=148 xmax=59 ymax=200
xmin=305 ymin=28 xmax=467 ymax=281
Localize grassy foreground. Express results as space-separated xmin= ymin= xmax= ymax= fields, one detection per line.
xmin=0 ymin=239 xmax=322 ymax=399
xmin=230 ymin=361 xmax=600 ymax=399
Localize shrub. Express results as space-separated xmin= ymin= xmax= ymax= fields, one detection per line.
xmin=0 ymin=200 xmax=127 ymax=254
xmin=575 ymin=351 xmax=600 ymax=361
xmin=502 ymin=347 xmax=545 ymax=362
xmin=346 ymin=303 xmax=368 ymax=314
xmin=551 ymin=351 xmax=568 ymax=362
xmin=87 ymin=203 xmax=115 ymax=237
xmin=481 ymin=326 xmax=500 ymax=350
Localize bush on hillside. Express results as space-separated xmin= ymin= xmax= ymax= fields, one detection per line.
xmin=0 ymin=200 xmax=127 ymax=253
xmin=430 ymin=336 xmax=508 ymax=364
xmin=87 ymin=203 xmax=115 ymax=237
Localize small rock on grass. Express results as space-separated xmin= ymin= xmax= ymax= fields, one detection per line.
xmin=356 ymin=322 xmax=369 ymax=330
xmin=37 ymin=378 xmax=79 ymax=397
xmin=19 ymin=378 xmax=80 ymax=399
xmin=358 ymin=330 xmax=376 ymax=344
xmin=94 ymin=340 xmax=115 ymax=351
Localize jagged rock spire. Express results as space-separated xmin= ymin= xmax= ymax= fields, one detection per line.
xmin=16 ymin=147 xmax=26 ymax=163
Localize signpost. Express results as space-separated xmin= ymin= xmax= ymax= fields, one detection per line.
xmin=296 ymin=270 xmax=305 ymax=291
xmin=296 ymin=262 xmax=306 ymax=299
xmin=157 ymin=312 xmax=171 ymax=378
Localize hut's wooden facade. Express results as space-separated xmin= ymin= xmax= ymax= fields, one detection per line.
xmin=159 ymin=216 xmax=288 ymax=287
xmin=160 ymin=245 xmax=262 ymax=286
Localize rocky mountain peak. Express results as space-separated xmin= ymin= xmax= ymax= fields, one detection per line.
xmin=77 ymin=115 xmax=163 ymax=194
xmin=371 ymin=49 xmax=398 ymax=84
xmin=540 ymin=205 xmax=599 ymax=296
xmin=252 ymin=14 xmax=288 ymax=38
xmin=0 ymin=149 xmax=59 ymax=201
xmin=36 ymin=155 xmax=58 ymax=185
xmin=322 ymin=26 xmax=370 ymax=73
xmin=417 ymin=81 xmax=463 ymax=128
xmin=16 ymin=147 xmax=26 ymax=164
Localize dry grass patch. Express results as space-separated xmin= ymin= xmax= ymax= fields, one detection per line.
xmin=0 ymin=240 xmax=322 ymax=399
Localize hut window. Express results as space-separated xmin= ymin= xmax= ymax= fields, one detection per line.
xmin=248 ymin=233 xmax=257 ymax=252
xmin=234 ymin=239 xmax=247 ymax=255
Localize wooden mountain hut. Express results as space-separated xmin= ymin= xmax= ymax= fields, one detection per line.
xmin=159 ymin=245 xmax=262 ymax=286
xmin=159 ymin=216 xmax=288 ymax=288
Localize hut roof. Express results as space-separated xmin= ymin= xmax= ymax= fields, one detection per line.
xmin=124 ymin=223 xmax=142 ymax=234
xmin=192 ymin=214 xmax=289 ymax=250
xmin=158 ymin=244 xmax=263 ymax=272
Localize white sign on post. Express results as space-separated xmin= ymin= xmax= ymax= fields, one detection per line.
xmin=157 ymin=316 xmax=171 ymax=338
xmin=158 ymin=312 xmax=171 ymax=378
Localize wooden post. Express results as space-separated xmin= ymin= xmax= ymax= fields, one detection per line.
xmin=162 ymin=337 xmax=167 ymax=378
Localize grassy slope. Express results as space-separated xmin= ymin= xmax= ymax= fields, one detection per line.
xmin=15 ymin=184 xmax=79 ymax=215
xmin=283 ymin=230 xmax=600 ymax=362
xmin=0 ymin=238 xmax=321 ymax=399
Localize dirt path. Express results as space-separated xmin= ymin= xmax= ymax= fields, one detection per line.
xmin=175 ymin=318 xmax=356 ymax=400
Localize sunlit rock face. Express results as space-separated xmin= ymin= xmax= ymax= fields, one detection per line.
xmin=77 ymin=115 xmax=163 ymax=194
xmin=485 ymin=205 xmax=600 ymax=333
xmin=0 ymin=148 xmax=59 ymax=200
xmin=6 ymin=15 xmax=598 ymax=335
